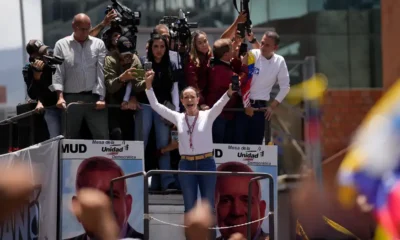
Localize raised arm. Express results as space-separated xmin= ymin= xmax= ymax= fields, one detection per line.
xmin=208 ymin=85 xmax=235 ymax=121
xmin=145 ymin=71 xmax=179 ymax=125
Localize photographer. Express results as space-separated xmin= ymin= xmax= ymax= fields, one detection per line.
xmin=89 ymin=9 xmax=117 ymax=38
xmin=104 ymin=36 xmax=142 ymax=140
xmin=23 ymin=40 xmax=61 ymax=138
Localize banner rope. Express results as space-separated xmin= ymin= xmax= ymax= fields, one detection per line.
xmin=144 ymin=212 xmax=272 ymax=230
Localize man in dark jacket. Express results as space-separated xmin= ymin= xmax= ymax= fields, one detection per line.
xmin=23 ymin=40 xmax=61 ymax=138
xmin=206 ymin=38 xmax=247 ymax=144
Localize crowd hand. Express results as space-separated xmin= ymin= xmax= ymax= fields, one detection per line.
xmin=0 ymin=163 xmax=37 ymax=222
xmin=32 ymin=60 xmax=44 ymax=79
xmin=245 ymin=107 xmax=255 ymax=117
xmin=35 ymin=101 xmax=44 ymax=113
xmin=228 ymin=82 xmax=239 ymax=97
xmin=246 ymin=31 xmax=255 ymax=42
xmin=119 ymin=68 xmax=138 ymax=82
xmin=121 ymin=101 xmax=129 ymax=110
xmin=95 ymin=100 xmax=106 ymax=110
xmin=200 ymin=104 xmax=210 ymax=110
xmin=103 ymin=9 xmax=117 ymax=26
xmin=71 ymin=188 xmax=119 ymax=240
xmin=127 ymin=97 xmax=141 ymax=110
xmin=184 ymin=200 xmax=213 ymax=240
xmin=263 ymin=106 xmax=273 ymax=121
xmin=56 ymin=98 xmax=67 ymax=109
xmin=235 ymin=11 xmax=247 ymax=24
xmin=145 ymin=70 xmax=155 ymax=89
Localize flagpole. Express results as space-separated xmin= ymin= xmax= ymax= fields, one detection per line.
xmin=19 ymin=0 xmax=28 ymax=101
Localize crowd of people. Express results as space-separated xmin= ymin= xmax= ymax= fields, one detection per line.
xmin=21 ymin=10 xmax=290 ymax=239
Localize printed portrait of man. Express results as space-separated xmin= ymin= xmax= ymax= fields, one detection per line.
xmin=215 ymin=162 xmax=269 ymax=240
xmin=64 ymin=156 xmax=143 ymax=240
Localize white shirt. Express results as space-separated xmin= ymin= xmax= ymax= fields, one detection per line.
xmin=249 ymin=49 xmax=290 ymax=103
xmin=51 ymin=34 xmax=107 ymax=97
xmin=146 ymin=88 xmax=230 ymax=155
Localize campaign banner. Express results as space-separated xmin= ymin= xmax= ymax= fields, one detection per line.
xmin=60 ymin=139 xmax=145 ymax=240
xmin=0 ymin=138 xmax=60 ymax=240
xmin=213 ymin=144 xmax=278 ymax=240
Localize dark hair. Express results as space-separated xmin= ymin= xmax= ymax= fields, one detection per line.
xmin=147 ymin=34 xmax=170 ymax=64
xmin=264 ymin=31 xmax=280 ymax=46
xmin=180 ymin=86 xmax=199 ymax=99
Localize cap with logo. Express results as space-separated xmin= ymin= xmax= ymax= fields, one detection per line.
xmin=26 ymin=40 xmax=49 ymax=56
xmin=117 ymin=36 xmax=134 ymax=55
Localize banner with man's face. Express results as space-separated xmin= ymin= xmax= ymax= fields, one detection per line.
xmin=60 ymin=140 xmax=144 ymax=240
xmin=213 ymin=144 xmax=278 ymax=240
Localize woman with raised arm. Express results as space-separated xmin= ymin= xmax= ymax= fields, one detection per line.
xmin=144 ymin=67 xmax=236 ymax=230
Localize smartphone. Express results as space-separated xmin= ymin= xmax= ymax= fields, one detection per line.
xmin=239 ymin=43 xmax=248 ymax=57
xmin=132 ymin=69 xmax=145 ymax=78
xmin=144 ymin=61 xmax=152 ymax=71
xmin=171 ymin=130 xmax=178 ymax=141
xmin=231 ymin=75 xmax=240 ymax=91
xmin=237 ymin=23 xmax=246 ymax=39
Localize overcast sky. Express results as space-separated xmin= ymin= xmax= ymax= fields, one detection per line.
xmin=0 ymin=0 xmax=43 ymax=106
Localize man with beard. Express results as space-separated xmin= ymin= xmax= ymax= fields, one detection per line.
xmin=215 ymin=162 xmax=269 ymax=240
xmin=104 ymin=36 xmax=142 ymax=140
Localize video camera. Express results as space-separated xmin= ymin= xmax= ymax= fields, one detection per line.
xmin=159 ymin=9 xmax=198 ymax=51
xmin=26 ymin=40 xmax=64 ymax=74
xmin=233 ymin=0 xmax=252 ymax=33
xmin=105 ymin=0 xmax=141 ymax=51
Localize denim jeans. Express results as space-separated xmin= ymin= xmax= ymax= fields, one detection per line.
xmin=234 ymin=101 xmax=270 ymax=145
xmin=178 ymin=157 xmax=217 ymax=213
xmin=212 ymin=116 xmax=235 ymax=144
xmin=135 ymin=104 xmax=175 ymax=190
xmin=44 ymin=107 xmax=62 ymax=138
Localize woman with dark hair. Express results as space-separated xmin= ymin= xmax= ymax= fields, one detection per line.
xmin=134 ymin=34 xmax=179 ymax=191
xmin=184 ymin=30 xmax=212 ymax=110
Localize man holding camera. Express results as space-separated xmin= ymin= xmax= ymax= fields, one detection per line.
xmin=104 ymin=36 xmax=142 ymax=140
xmin=23 ymin=40 xmax=61 ymax=138
xmin=51 ymin=13 xmax=108 ymax=139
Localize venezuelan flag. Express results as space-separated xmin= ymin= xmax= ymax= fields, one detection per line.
xmin=240 ymin=51 xmax=256 ymax=108
xmin=337 ymin=80 xmax=400 ymax=239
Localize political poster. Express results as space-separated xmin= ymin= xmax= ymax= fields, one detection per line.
xmin=0 ymin=137 xmax=60 ymax=240
xmin=60 ymin=139 xmax=145 ymax=240
xmin=213 ymin=144 xmax=278 ymax=240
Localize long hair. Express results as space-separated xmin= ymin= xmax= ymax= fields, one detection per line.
xmin=189 ymin=30 xmax=212 ymax=67
xmin=146 ymin=35 xmax=174 ymax=87
xmin=147 ymin=34 xmax=170 ymax=65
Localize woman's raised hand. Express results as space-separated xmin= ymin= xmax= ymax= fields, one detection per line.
xmin=145 ymin=70 xmax=155 ymax=90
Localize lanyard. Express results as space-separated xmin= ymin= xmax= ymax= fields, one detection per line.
xmin=184 ymin=112 xmax=199 ymax=151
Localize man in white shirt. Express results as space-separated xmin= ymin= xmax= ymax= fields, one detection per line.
xmin=51 ymin=13 xmax=108 ymax=139
xmin=236 ymin=31 xmax=290 ymax=145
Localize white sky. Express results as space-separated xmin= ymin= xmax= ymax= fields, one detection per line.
xmin=0 ymin=0 xmax=43 ymax=51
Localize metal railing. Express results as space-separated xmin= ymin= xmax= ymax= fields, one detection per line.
xmin=110 ymin=170 xmax=275 ymax=240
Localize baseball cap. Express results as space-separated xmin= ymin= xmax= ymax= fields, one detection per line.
xmin=117 ymin=36 xmax=134 ymax=55
xmin=26 ymin=40 xmax=49 ymax=56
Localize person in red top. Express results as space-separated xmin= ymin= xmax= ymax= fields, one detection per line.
xmin=206 ymin=38 xmax=248 ymax=143
xmin=184 ymin=30 xmax=212 ymax=110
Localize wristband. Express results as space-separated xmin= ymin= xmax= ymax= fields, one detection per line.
xmin=249 ymin=38 xmax=257 ymax=44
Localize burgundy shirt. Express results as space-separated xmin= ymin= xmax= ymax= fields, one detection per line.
xmin=184 ymin=52 xmax=211 ymax=105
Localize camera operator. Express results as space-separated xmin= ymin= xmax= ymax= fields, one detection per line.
xmin=89 ymin=9 xmax=118 ymax=38
xmin=23 ymin=40 xmax=61 ymax=138
xmin=104 ymin=36 xmax=142 ymax=140
xmin=102 ymin=25 xmax=122 ymax=53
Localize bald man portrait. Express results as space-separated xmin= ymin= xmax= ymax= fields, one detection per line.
xmin=51 ymin=13 xmax=109 ymax=139
xmin=215 ymin=162 xmax=269 ymax=240
xmin=64 ymin=156 xmax=143 ymax=240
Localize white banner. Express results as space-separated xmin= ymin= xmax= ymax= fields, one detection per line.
xmin=213 ymin=144 xmax=278 ymax=240
xmin=0 ymin=138 xmax=60 ymax=240
xmin=60 ymin=139 xmax=145 ymax=240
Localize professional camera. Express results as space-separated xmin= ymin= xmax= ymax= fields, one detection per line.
xmin=159 ymin=9 xmax=198 ymax=50
xmin=26 ymin=40 xmax=64 ymax=74
xmin=105 ymin=0 xmax=141 ymax=51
